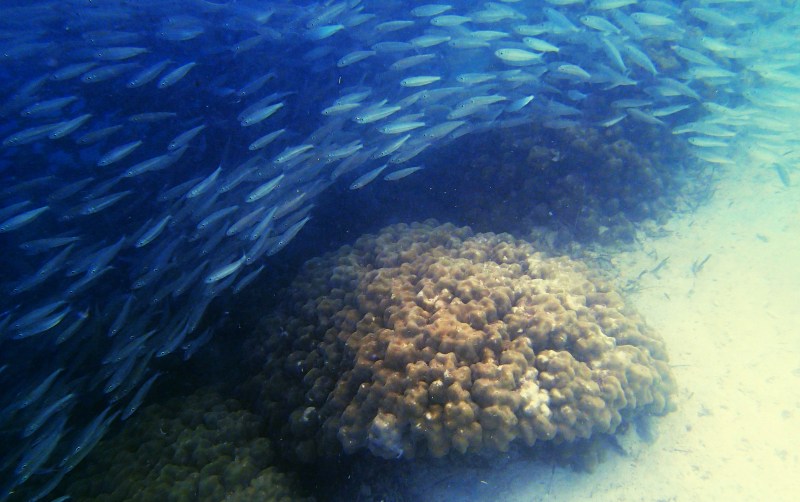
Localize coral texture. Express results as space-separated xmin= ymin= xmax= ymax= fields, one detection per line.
xmin=252 ymin=221 xmax=676 ymax=461
xmin=64 ymin=389 xmax=311 ymax=502
xmin=420 ymin=121 xmax=692 ymax=244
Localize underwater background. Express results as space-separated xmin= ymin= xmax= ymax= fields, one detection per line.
xmin=0 ymin=0 xmax=798 ymax=500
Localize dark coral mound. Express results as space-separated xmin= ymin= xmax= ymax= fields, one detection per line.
xmin=64 ymin=389 xmax=312 ymax=502
xmin=432 ymin=122 xmax=692 ymax=244
xmin=320 ymin=120 xmax=703 ymax=255
xmin=249 ymin=221 xmax=676 ymax=463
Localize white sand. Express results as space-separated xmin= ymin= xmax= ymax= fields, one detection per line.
xmin=408 ymin=170 xmax=800 ymax=501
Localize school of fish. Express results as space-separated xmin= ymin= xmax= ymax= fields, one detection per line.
xmin=0 ymin=0 xmax=798 ymax=499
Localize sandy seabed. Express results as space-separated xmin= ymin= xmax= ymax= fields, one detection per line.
xmin=405 ymin=168 xmax=800 ymax=502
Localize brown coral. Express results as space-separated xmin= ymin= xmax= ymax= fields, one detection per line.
xmin=62 ymin=389 xmax=312 ymax=502
xmin=252 ymin=221 xmax=676 ymax=461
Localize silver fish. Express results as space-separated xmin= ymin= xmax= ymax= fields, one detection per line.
xmin=157 ymin=62 xmax=197 ymax=88
xmin=97 ymin=140 xmax=143 ymax=166
xmin=0 ymin=205 xmax=49 ymax=233
xmin=204 ymin=254 xmax=247 ymax=283
xmin=350 ymin=164 xmax=387 ymax=189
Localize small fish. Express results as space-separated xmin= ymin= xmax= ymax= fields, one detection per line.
xmin=249 ymin=128 xmax=286 ymax=151
xmin=24 ymin=393 xmax=76 ymax=438
xmin=591 ymin=0 xmax=637 ymax=9
xmin=97 ymin=140 xmax=143 ymax=166
xmin=430 ymin=15 xmax=471 ymax=27
xmin=689 ymin=8 xmax=737 ymax=28
xmin=379 ymin=121 xmax=426 ymax=134
xmin=19 ymin=236 xmax=81 ymax=254
xmin=103 ymin=354 xmax=138 ymax=394
xmin=51 ymin=61 xmax=98 ymax=81
xmin=337 ymin=50 xmax=376 ymax=67
xmin=773 ymin=164 xmax=791 ymax=187
xmin=333 ymin=90 xmax=372 ymax=106
xmin=267 ymin=216 xmax=311 ymax=255
xmin=580 ymin=15 xmax=621 ymax=33
xmin=384 ymin=166 xmax=424 ymax=181
xmin=626 ymin=108 xmax=665 ymax=126
xmin=3 ymin=123 xmax=60 ymax=146
xmin=127 ymin=59 xmax=171 ymax=88
xmin=274 ymin=144 xmax=314 ymax=163
xmin=374 ymin=133 xmax=413 ymax=158
xmin=196 ymin=205 xmax=239 ymax=231
xmin=205 ymin=254 xmax=247 ymax=283
xmin=232 ymin=265 xmax=266 ymax=295
xmin=135 ymin=215 xmax=173 ymax=248
xmin=321 ymin=102 xmax=361 ymax=116
xmin=0 ymin=205 xmax=49 ymax=232
xmin=227 ymin=207 xmax=265 ymax=236
xmin=108 ymin=294 xmax=135 ymax=337
xmin=686 ymin=66 xmax=735 ymax=79
xmin=15 ymin=414 xmax=67 ymax=484
xmin=12 ymin=301 xmax=67 ymax=331
xmin=128 ymin=112 xmax=177 ymax=122
xmin=624 ymin=43 xmax=658 ymax=75
xmin=390 ymin=142 xmax=431 ymax=164
xmin=121 ymin=372 xmax=161 ymax=420
xmin=240 ymin=102 xmax=284 ymax=127
xmin=248 ymin=206 xmax=278 ymax=241
xmin=353 ymin=106 xmax=402 ymax=124
xmin=79 ymin=190 xmax=132 ymax=215
xmin=389 ymin=54 xmax=436 ymax=71
xmin=411 ymin=4 xmax=453 ymax=17
xmin=687 ymin=137 xmax=728 ymax=148
xmin=236 ymin=71 xmax=275 ymax=97
xmin=80 ymin=63 xmax=139 ymax=83
xmin=157 ymin=62 xmax=197 ymax=88
xmin=306 ymin=24 xmax=345 ymax=40
xmin=13 ymin=307 xmax=71 ymax=339
xmin=556 ymin=63 xmax=592 ymax=80
xmin=186 ymin=167 xmax=222 ymax=198
xmin=122 ymin=149 xmax=185 ymax=178
xmin=495 ymin=48 xmax=542 ymax=64
xmin=76 ymin=124 xmax=123 ymax=145
xmin=48 ymin=114 xmax=93 ymax=139
xmin=86 ymin=235 xmax=126 ymax=276
xmin=455 ymin=72 xmax=496 ymax=85
xmin=691 ymin=254 xmax=712 ymax=276
xmin=325 ymin=142 xmax=364 ymax=162
xmin=168 ymin=124 xmax=206 ymax=151
xmin=410 ymin=34 xmax=451 ymax=48
xmin=422 ymin=120 xmax=465 ymax=139
xmin=630 ymin=12 xmax=674 ymax=27
xmin=400 ymin=76 xmax=441 ymax=87
xmin=59 ymin=408 xmax=121 ymax=471
xmin=672 ymin=122 xmax=735 ymax=137
xmin=94 ymin=46 xmax=148 ymax=61
xmin=522 ymin=37 xmax=559 ymax=53
xmin=350 ymin=164 xmax=388 ymax=189
xmin=671 ymin=45 xmax=716 ymax=66
xmin=17 ymin=368 xmax=65 ymax=410
xmin=56 ymin=315 xmax=88 ymax=345
xmin=652 ymin=104 xmax=692 ymax=117
xmin=21 ymin=96 xmax=78 ymax=117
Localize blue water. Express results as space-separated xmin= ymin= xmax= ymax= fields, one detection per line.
xmin=0 ymin=0 xmax=796 ymax=500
